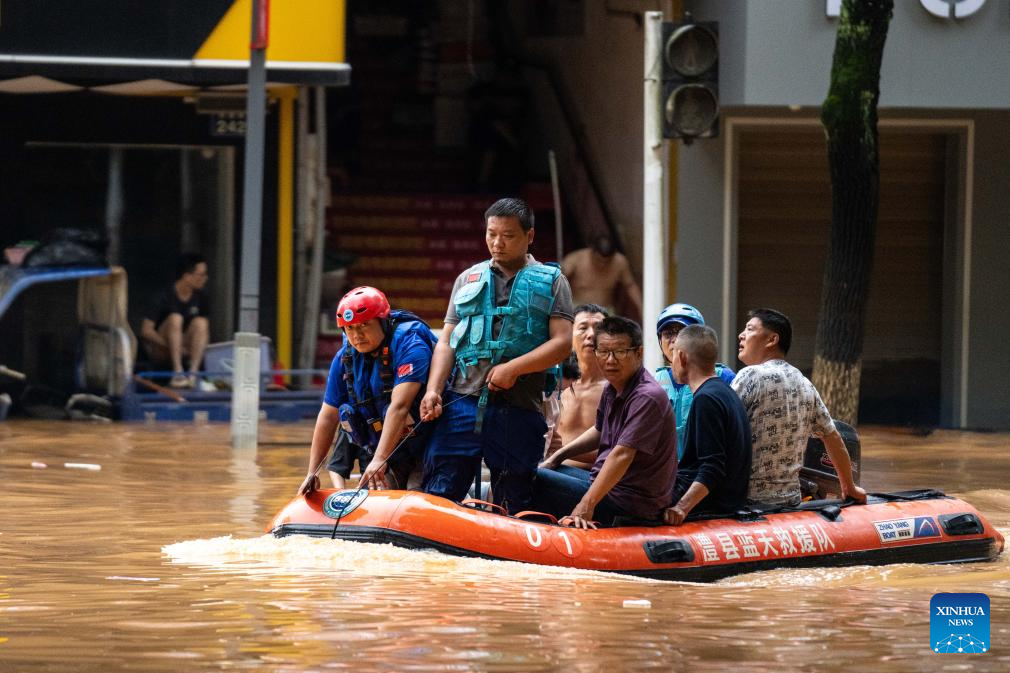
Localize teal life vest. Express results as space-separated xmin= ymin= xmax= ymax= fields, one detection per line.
xmin=449 ymin=259 xmax=560 ymax=374
xmin=656 ymin=367 xmax=692 ymax=461
xmin=449 ymin=260 xmax=560 ymax=428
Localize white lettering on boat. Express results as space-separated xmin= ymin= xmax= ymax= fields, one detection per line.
xmin=736 ymin=532 xmax=760 ymax=558
xmin=715 ymin=532 xmax=740 ymax=560
xmin=794 ymin=525 xmax=817 ymax=553
xmin=695 ymin=533 xmax=720 ymax=562
xmin=692 ymin=523 xmax=836 ymax=563
xmin=518 ymin=525 xmax=583 ymax=557
xmin=557 ymin=530 xmax=574 ymax=556
xmin=525 ymin=525 xmax=543 ymax=549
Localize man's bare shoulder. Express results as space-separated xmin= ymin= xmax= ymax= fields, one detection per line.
xmin=561 ymin=248 xmax=587 ymax=270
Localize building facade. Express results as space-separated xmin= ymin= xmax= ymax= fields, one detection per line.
xmin=517 ymin=0 xmax=1009 ymax=428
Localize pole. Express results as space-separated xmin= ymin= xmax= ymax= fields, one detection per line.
xmin=298 ymin=87 xmax=327 ymax=387
xmin=104 ymin=148 xmax=123 ymax=266
xmin=294 ymin=86 xmax=309 ymax=380
xmin=276 ymin=89 xmax=295 ymax=382
xmin=643 ymin=11 xmax=668 ymax=370
xmin=232 ymin=0 xmax=269 ymax=449
xmin=548 ymin=149 xmax=564 ymax=261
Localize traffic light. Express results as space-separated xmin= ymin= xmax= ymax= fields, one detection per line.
xmin=661 ymin=21 xmax=719 ymax=141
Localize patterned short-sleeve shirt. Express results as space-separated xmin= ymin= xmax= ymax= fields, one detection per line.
xmin=731 ymin=359 xmax=836 ymax=506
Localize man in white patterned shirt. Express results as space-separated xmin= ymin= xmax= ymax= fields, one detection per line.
xmin=732 ymin=308 xmax=866 ymax=507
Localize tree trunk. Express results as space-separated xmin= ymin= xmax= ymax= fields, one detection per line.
xmin=812 ymin=0 xmax=894 ymax=425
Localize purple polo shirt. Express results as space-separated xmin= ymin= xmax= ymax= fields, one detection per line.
xmin=590 ymin=367 xmax=677 ymax=519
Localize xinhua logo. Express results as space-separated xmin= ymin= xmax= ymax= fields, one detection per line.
xmin=931 ymin=593 xmax=990 ymax=653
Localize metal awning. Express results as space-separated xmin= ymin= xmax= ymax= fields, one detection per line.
xmin=0 ymin=54 xmax=351 ymax=93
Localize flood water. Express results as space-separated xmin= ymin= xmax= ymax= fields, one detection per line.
xmin=1 ymin=420 xmax=1008 ymax=672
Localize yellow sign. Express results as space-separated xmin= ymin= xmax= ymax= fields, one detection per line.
xmin=195 ymin=0 xmax=345 ymax=63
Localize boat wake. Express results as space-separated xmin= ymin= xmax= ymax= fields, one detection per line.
xmin=162 ymin=534 xmax=658 ymax=584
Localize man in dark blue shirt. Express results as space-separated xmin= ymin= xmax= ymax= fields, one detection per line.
xmin=297 ymin=286 xmax=438 ymax=495
xmin=664 ymin=324 xmax=752 ymax=525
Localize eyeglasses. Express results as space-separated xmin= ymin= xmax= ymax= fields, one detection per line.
xmin=594 ymin=348 xmax=638 ymax=361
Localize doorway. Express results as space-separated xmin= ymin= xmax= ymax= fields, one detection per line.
xmin=734 ymin=125 xmax=953 ymax=425
xmin=21 ymin=143 xmax=236 ymax=343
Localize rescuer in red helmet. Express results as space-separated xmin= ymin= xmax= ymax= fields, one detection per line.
xmin=297 ymin=286 xmax=439 ymax=495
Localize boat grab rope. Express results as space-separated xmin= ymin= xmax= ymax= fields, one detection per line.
xmin=328 ymin=391 xmax=469 ymax=539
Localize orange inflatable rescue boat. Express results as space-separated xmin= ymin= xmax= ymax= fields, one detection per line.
xmin=269 ymin=488 xmax=1004 ymax=582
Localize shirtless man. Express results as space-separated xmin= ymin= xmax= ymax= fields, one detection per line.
xmin=561 ymin=235 xmax=643 ymax=319
xmin=545 ymin=304 xmax=609 ymax=470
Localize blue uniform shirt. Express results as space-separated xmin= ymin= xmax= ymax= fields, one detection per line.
xmin=324 ymin=318 xmax=437 ymax=439
xmin=656 ymin=363 xmax=736 ymax=460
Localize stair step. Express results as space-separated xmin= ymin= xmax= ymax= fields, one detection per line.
xmin=327 ymin=214 xmax=484 ymax=236
xmin=343 ymin=177 xmax=478 ymax=193
xmin=329 ymin=194 xmax=493 ymax=212
xmin=331 ymin=233 xmax=485 ymax=256
xmin=388 ymin=296 xmax=453 ymax=317
xmin=348 ymin=275 xmax=457 ymax=296
xmin=339 ymin=254 xmax=468 ymax=274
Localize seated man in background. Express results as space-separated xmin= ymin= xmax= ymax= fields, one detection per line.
xmin=733 ymin=308 xmax=867 ymax=507
xmin=537 ymin=317 xmax=676 ymax=528
xmin=140 ymin=253 xmax=209 ymax=388
xmin=663 ymin=325 xmax=752 ymax=525
xmin=544 ymin=303 xmax=610 ymax=470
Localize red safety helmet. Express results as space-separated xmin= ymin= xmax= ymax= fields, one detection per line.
xmin=336 ymin=286 xmax=391 ymax=328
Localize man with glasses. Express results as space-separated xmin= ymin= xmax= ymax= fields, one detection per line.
xmin=654 ymin=303 xmax=735 ymax=458
xmin=536 ymin=316 xmax=676 ymax=528
xmin=140 ymin=252 xmax=211 ymax=388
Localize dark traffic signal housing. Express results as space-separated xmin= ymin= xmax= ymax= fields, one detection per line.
xmin=661 ymin=21 xmax=719 ymax=141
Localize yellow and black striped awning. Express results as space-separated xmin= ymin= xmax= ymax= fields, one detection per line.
xmin=0 ymin=0 xmax=349 ymax=93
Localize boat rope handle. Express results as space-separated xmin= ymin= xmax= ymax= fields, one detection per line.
xmin=328 ymin=392 xmax=470 ymax=539
xmin=514 ymin=510 xmax=558 ymax=524
xmin=867 ymin=489 xmax=946 ymax=502
xmin=461 ymin=498 xmax=507 ymax=516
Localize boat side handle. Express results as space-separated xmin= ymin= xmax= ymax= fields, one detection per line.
xmin=643 ymin=539 xmax=695 ymax=564
xmin=461 ymin=498 xmax=508 ymax=516
xmin=939 ymin=512 xmax=985 ymax=536
xmin=515 ymin=511 xmax=559 ymax=524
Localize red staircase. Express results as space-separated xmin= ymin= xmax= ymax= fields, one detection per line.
xmin=326 ymin=186 xmax=564 ymax=330
xmin=326 ymin=194 xmax=491 ymax=326
xmin=318 ymin=1 xmax=564 ymax=358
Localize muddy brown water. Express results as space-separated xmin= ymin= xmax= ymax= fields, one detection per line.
xmin=1 ymin=420 xmax=1008 ymax=672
